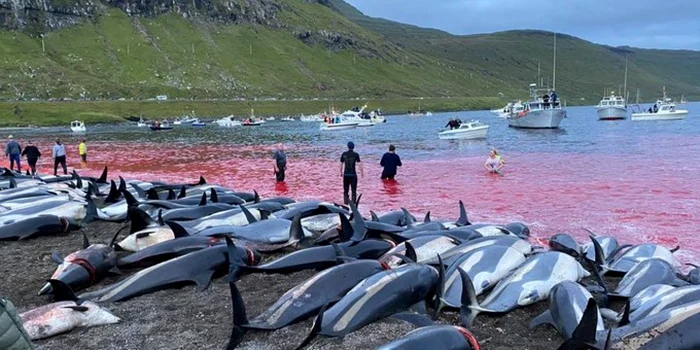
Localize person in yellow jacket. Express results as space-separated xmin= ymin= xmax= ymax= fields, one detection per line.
xmin=78 ymin=139 xmax=87 ymax=162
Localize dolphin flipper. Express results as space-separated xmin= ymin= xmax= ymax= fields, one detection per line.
xmin=530 ymin=310 xmax=554 ymax=329
xmin=294 ymin=304 xmax=326 ymax=350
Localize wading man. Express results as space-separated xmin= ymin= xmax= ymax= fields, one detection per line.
xmin=380 ymin=145 xmax=402 ymax=180
xmin=52 ymin=139 xmax=67 ymax=176
xmin=5 ymin=135 xmax=21 ymax=172
xmin=340 ymin=141 xmax=363 ymax=205
xmin=21 ymin=141 xmax=41 ymax=176
xmin=273 ymin=143 xmax=287 ymax=182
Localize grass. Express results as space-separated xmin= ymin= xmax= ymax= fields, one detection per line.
xmin=0 ymin=97 xmax=501 ymax=126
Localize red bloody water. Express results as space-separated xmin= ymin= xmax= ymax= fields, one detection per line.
xmin=7 ymin=105 xmax=700 ymax=264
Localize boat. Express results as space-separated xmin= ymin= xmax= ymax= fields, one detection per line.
xmin=265 ymin=117 xmax=276 ymax=121
xmin=407 ymin=110 xmax=432 ymax=117
xmin=319 ymin=120 xmax=359 ymax=131
xmin=173 ymin=117 xmax=182 ymax=126
xmin=438 ymin=120 xmax=489 ymax=140
xmin=679 ymin=95 xmax=688 ymax=104
xmin=215 ymin=116 xmax=242 ymax=127
xmin=631 ymin=87 xmax=688 ymax=121
xmin=190 ymin=118 xmax=206 ymax=127
xmin=281 ymin=116 xmax=295 ymax=122
xmin=136 ymin=118 xmax=148 ymax=127
xmin=70 ymin=120 xmax=86 ymax=133
xmin=242 ymin=118 xmax=264 ymax=126
xmin=596 ymin=91 xmax=627 ymax=120
xmin=150 ymin=121 xmax=172 ymax=131
xmin=369 ymin=110 xmax=386 ymax=123
xmin=338 ymin=105 xmax=376 ymax=127
xmin=492 ymin=102 xmax=521 ymax=118
xmin=507 ymin=33 xmax=566 ymax=129
xmin=179 ymin=115 xmax=196 ymax=124
xmin=300 ymin=114 xmax=324 ymax=122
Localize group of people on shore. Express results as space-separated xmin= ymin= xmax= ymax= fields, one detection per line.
xmin=273 ymin=141 xmax=503 ymax=204
xmin=4 ymin=136 xmax=87 ymax=176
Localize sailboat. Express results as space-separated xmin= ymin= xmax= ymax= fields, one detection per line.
xmin=595 ymin=57 xmax=628 ymax=120
xmin=507 ymin=32 xmax=566 ymax=129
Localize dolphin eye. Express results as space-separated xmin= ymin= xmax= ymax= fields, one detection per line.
xmin=480 ymin=280 xmax=490 ymax=289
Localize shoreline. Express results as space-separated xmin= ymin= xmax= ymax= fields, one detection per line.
xmin=0 ymin=97 xmax=502 ymax=127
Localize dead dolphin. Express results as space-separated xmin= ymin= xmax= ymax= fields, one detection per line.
xmin=0 ymin=215 xmax=80 ymax=241
xmin=424 ymin=235 xmax=533 ymax=266
xmin=606 ymin=243 xmax=679 ymax=275
xmin=530 ymin=281 xmax=604 ymax=340
xmin=376 ymin=325 xmax=480 ymax=350
xmin=629 ymin=284 xmax=676 ymax=312
xmin=39 ymin=231 xmax=120 ymax=295
xmin=461 ymin=252 xmax=590 ymax=326
xmin=549 ymin=233 xmax=581 ymax=257
xmin=380 ymin=235 xmax=460 ymax=267
xmin=610 ymin=258 xmax=687 ymax=298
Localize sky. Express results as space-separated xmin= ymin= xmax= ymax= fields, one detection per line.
xmin=344 ymin=0 xmax=700 ymax=50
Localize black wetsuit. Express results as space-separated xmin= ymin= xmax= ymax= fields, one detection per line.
xmin=273 ymin=150 xmax=287 ymax=182
xmin=21 ymin=146 xmax=41 ymax=175
xmin=340 ymin=150 xmax=361 ymax=204
xmin=380 ymin=152 xmax=402 ymax=180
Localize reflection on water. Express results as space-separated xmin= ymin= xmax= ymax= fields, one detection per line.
xmin=5 ymin=102 xmax=700 ymax=262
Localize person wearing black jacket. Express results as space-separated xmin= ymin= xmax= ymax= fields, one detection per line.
xmin=380 ymin=145 xmax=402 ymax=180
xmin=21 ymin=140 xmax=41 ymax=176
xmin=340 ymin=141 xmax=363 ymax=205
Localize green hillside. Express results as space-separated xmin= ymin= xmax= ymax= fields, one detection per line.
xmin=328 ymin=0 xmax=700 ymax=102
xmin=1 ymin=0 xmax=698 ymax=116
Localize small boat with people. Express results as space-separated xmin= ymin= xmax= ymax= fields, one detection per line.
xmin=438 ymin=120 xmax=489 ymax=140
xmin=281 ymin=116 xmax=295 ymax=122
xmin=491 ymin=101 xmax=521 ymax=118
xmin=507 ymin=84 xmax=566 ymax=129
xmin=136 ymin=118 xmax=148 ymax=128
xmin=214 ymin=116 xmax=242 ymax=127
xmin=191 ymin=118 xmax=206 ymax=127
xmin=150 ymin=120 xmax=173 ymax=131
xmin=242 ymin=118 xmax=264 ymax=126
xmin=319 ymin=114 xmax=359 ymax=131
xmin=595 ymin=91 xmax=627 ymax=120
xmin=631 ymin=87 xmax=688 ymax=121
xmin=70 ymin=120 xmax=86 ymax=133
xmin=173 ymin=117 xmax=182 ymax=125
xmin=338 ymin=105 xmax=377 ymax=127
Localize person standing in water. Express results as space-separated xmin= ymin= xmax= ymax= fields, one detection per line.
xmin=380 ymin=145 xmax=402 ymax=180
xmin=273 ymin=143 xmax=287 ymax=182
xmin=340 ymin=141 xmax=363 ymax=205
xmin=52 ymin=139 xmax=67 ymax=176
xmin=5 ymin=135 xmax=22 ymax=172
xmin=78 ymin=139 xmax=87 ymax=163
xmin=21 ymin=141 xmax=41 ymax=176
xmin=484 ymin=149 xmax=505 ymax=174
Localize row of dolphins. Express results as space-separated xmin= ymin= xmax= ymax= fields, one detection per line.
xmin=1 ymin=167 xmax=699 ymax=349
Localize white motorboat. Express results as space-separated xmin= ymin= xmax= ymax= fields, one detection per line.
xmin=173 ymin=117 xmax=182 ymax=125
xmin=215 ymin=116 xmax=242 ymax=127
xmin=631 ymin=87 xmax=688 ymax=121
xmin=492 ymin=102 xmax=521 ymax=118
xmin=281 ymin=116 xmax=295 ymax=122
xmin=70 ymin=120 xmax=86 ymax=133
xmin=179 ymin=115 xmax=196 ymax=124
xmin=191 ymin=118 xmax=206 ymax=127
xmin=507 ymin=84 xmax=566 ymax=129
xmin=369 ymin=110 xmax=386 ymax=123
xmin=679 ymin=95 xmax=688 ymax=105
xmin=438 ymin=120 xmax=489 ymax=140
xmin=136 ymin=118 xmax=148 ymax=127
xmin=339 ymin=105 xmax=375 ymax=127
xmin=319 ymin=121 xmax=359 ymax=131
xmin=596 ymin=92 xmax=627 ymax=120
xmin=265 ymin=117 xmax=276 ymax=121
xmin=300 ymin=114 xmax=324 ymax=122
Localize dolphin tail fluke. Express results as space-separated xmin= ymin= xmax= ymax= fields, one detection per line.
xmin=590 ymin=235 xmax=611 ymax=276
xmin=210 ymin=189 xmax=219 ymax=203
xmin=97 ymin=166 xmax=108 ymax=184
xmin=295 ymin=304 xmax=326 ymax=350
xmin=226 ymin=279 xmax=248 ymax=349
xmin=456 ymin=200 xmax=470 ymax=226
xmin=127 ymin=207 xmax=156 ymax=234
xmin=458 ymin=267 xmax=481 ymax=327
xmin=83 ymin=194 xmax=99 ymax=224
xmin=289 ymin=214 xmax=305 ymax=246
xmin=557 ymin=299 xmax=601 ymax=350
xmin=348 ymin=201 xmax=367 ymax=242
xmin=530 ymin=310 xmax=554 ymax=329
xmin=166 ymin=189 xmax=176 ymax=200
xmin=117 ymin=176 xmax=126 ymax=193
xmin=122 ymin=189 xmax=139 ymax=207
xmin=105 ymin=180 xmax=119 ymax=203
xmin=404 ymin=241 xmax=417 ymax=263
xmin=432 ymin=254 xmax=446 ymax=317
xmin=48 ymin=279 xmax=79 ymax=302
xmin=338 ymin=214 xmax=354 ymax=242
xmin=239 ymin=205 xmax=257 ymax=224
xmin=618 ymin=300 xmax=631 ymax=327
xmin=164 ymin=220 xmax=193 ymax=238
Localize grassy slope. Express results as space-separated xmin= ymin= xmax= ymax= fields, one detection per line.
xmin=328 ymin=0 xmax=700 ymax=102
xmin=0 ymin=1 xmax=497 ymax=101
xmin=0 ymin=97 xmax=500 ymax=126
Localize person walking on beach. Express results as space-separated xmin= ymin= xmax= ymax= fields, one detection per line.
xmin=340 ymin=141 xmax=363 ymax=205
xmin=484 ymin=149 xmax=505 ymax=174
xmin=21 ymin=141 xmax=41 ymax=177
xmin=5 ymin=135 xmax=21 ymax=172
xmin=273 ymin=143 xmax=287 ymax=182
xmin=380 ymin=145 xmax=402 ymax=180
xmin=52 ymin=139 xmax=67 ymax=176
xmin=78 ymin=139 xmax=87 ymax=163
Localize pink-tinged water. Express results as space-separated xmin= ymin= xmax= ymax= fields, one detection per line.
xmin=7 ymin=105 xmax=700 ymax=264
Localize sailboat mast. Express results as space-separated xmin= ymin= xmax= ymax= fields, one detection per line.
xmin=552 ymin=33 xmax=557 ymax=91
xmin=623 ymin=56 xmax=628 ymax=100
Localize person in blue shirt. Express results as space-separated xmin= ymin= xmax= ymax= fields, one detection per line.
xmin=5 ymin=135 xmax=21 ymax=172
xmin=380 ymin=145 xmax=402 ymax=180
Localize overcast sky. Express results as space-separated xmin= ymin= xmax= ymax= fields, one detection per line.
xmin=344 ymin=0 xmax=700 ymax=50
